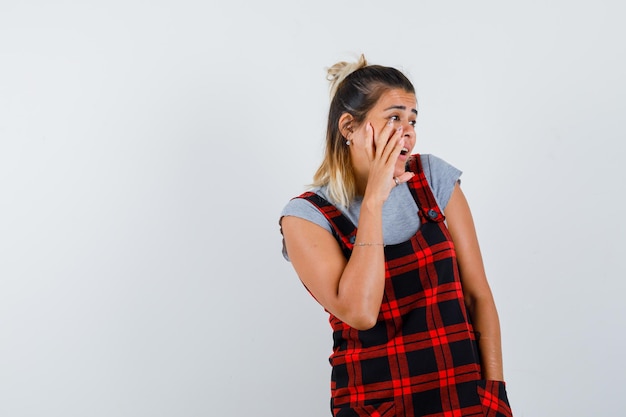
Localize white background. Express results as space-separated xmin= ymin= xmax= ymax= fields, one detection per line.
xmin=1 ymin=1 xmax=625 ymax=416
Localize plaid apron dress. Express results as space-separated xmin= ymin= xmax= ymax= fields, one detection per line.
xmin=296 ymin=155 xmax=513 ymax=417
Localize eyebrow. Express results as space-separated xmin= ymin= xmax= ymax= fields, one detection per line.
xmin=384 ymin=105 xmax=418 ymax=115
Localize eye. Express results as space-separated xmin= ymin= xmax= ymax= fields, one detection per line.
xmin=409 ymin=120 xmax=417 ymax=127
xmin=389 ymin=115 xmax=400 ymax=122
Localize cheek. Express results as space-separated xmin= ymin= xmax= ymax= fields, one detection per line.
xmin=374 ymin=121 xmax=391 ymax=135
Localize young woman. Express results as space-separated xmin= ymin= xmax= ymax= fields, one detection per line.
xmin=280 ymin=54 xmax=513 ymax=417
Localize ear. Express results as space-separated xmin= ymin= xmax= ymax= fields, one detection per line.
xmin=338 ymin=113 xmax=355 ymax=139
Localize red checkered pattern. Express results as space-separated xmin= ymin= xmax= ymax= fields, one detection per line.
xmin=295 ymin=155 xmax=513 ymax=416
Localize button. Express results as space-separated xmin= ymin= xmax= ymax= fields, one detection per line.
xmin=349 ymin=236 xmax=356 ymax=244
xmin=427 ymin=209 xmax=438 ymax=219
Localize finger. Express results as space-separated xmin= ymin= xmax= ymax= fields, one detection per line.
xmin=395 ymin=171 xmax=415 ymax=184
xmin=380 ymin=128 xmax=404 ymax=164
xmin=363 ymin=123 xmax=374 ymax=160
xmin=374 ymin=119 xmax=400 ymax=158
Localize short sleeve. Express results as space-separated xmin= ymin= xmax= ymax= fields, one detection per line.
xmin=279 ymin=197 xmax=333 ymax=261
xmin=419 ymin=154 xmax=462 ymax=212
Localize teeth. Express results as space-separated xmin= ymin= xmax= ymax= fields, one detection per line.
xmin=401 ymin=147 xmax=409 ymax=154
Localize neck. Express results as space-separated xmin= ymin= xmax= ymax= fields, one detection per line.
xmin=353 ymin=168 xmax=369 ymax=196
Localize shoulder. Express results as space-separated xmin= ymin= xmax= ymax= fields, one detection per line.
xmin=415 ymin=154 xmax=463 ymax=211
xmin=282 ymin=188 xmax=322 ymax=216
xmin=280 ymin=186 xmax=337 ymax=232
xmin=418 ymin=154 xmax=461 ymax=179
xmin=281 ymin=185 xmax=331 ymax=211
xmin=280 ymin=187 xmax=335 ymax=261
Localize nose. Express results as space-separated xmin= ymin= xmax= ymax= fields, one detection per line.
xmin=398 ymin=118 xmax=413 ymax=130
xmin=402 ymin=123 xmax=414 ymax=137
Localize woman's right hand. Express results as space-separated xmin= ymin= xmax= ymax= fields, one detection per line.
xmin=353 ymin=120 xmax=413 ymax=203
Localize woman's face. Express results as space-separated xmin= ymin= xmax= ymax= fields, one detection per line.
xmin=351 ymin=88 xmax=418 ymax=177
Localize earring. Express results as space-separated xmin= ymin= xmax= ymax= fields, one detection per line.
xmin=345 ymin=126 xmax=353 ymax=145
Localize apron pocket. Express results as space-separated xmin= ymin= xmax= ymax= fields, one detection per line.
xmin=476 ymin=380 xmax=513 ymax=417
xmin=333 ymin=400 xmax=395 ymax=417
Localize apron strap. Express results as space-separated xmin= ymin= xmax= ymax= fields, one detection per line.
xmin=406 ymin=155 xmax=446 ymax=224
xmin=294 ymin=192 xmax=356 ymax=257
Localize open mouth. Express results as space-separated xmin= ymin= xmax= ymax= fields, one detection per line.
xmin=400 ymin=147 xmax=409 ymax=156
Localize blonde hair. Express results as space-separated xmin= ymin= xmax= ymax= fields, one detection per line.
xmin=311 ymin=54 xmax=416 ymax=207
xmin=327 ymin=54 xmax=369 ymax=101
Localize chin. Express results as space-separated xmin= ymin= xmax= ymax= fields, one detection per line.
xmin=394 ymin=164 xmax=407 ymax=177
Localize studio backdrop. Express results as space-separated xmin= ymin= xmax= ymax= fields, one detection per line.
xmin=1 ymin=1 xmax=624 ymax=416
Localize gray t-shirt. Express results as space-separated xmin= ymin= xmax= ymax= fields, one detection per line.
xmin=280 ymin=154 xmax=462 ymax=260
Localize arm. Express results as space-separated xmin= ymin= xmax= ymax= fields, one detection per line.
xmin=444 ymin=183 xmax=505 ymax=381
xmin=281 ymin=198 xmax=385 ymax=330
xmin=281 ymin=121 xmax=413 ymax=330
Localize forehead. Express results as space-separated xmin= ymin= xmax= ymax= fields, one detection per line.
xmin=375 ymin=88 xmax=417 ymax=109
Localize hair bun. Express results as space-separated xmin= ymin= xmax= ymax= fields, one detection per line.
xmin=326 ymin=53 xmax=368 ymax=98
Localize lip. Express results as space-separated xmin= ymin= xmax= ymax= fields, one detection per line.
xmin=399 ymin=143 xmax=413 ymax=158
